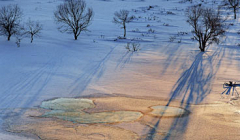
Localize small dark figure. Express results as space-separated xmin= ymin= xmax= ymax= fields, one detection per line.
xmin=222 ymin=81 xmax=239 ymax=97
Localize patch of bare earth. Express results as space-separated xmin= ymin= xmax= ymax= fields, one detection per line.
xmin=4 ymin=95 xmax=240 ymax=140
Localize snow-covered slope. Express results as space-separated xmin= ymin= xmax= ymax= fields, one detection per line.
xmin=0 ymin=0 xmax=194 ymax=108
xmin=1 ymin=0 xmax=240 ymax=139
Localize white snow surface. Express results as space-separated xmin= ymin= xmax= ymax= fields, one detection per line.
xmin=0 ymin=0 xmax=194 ymax=108
xmin=0 ymin=0 xmax=240 ymax=139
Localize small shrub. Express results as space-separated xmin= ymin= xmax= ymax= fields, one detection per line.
xmin=163 ymin=23 xmax=169 ymax=26
xmin=125 ymin=43 xmax=140 ymax=52
xmin=132 ymin=28 xmax=139 ymax=32
xmin=169 ymin=36 xmax=176 ymax=42
xmin=178 ymin=38 xmax=182 ymax=43
xmin=147 ymin=5 xmax=154 ymax=10
xmin=100 ymin=35 xmax=105 ymax=38
xmin=125 ymin=43 xmax=130 ymax=51
xmin=132 ymin=43 xmax=140 ymax=51
xmin=177 ymin=31 xmax=188 ymax=36
xmin=166 ymin=11 xmax=175 ymax=15
xmin=148 ymin=28 xmax=155 ymax=33
xmin=15 ymin=37 xmax=21 ymax=47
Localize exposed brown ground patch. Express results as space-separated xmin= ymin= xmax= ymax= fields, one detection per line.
xmin=4 ymin=95 xmax=240 ymax=140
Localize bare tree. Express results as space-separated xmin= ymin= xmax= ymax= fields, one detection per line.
xmin=0 ymin=4 xmax=23 ymax=41
xmin=227 ymin=0 xmax=239 ymax=19
xmin=54 ymin=0 xmax=93 ymax=40
xmin=113 ymin=10 xmax=134 ymax=38
xmin=186 ymin=5 xmax=226 ymax=52
xmin=24 ymin=19 xmax=43 ymax=43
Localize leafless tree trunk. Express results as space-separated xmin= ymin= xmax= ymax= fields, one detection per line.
xmin=227 ymin=0 xmax=239 ymax=19
xmin=54 ymin=0 xmax=93 ymax=40
xmin=0 ymin=4 xmax=22 ymax=41
xmin=25 ymin=19 xmax=43 ymax=43
xmin=186 ymin=5 xmax=226 ymax=52
xmin=113 ymin=10 xmax=134 ymax=38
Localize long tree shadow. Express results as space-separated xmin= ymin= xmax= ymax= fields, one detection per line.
xmin=69 ymin=47 xmax=115 ymax=95
xmin=115 ymin=51 xmax=134 ymax=69
xmin=160 ymin=43 xmax=184 ymax=76
xmin=0 ymin=47 xmax=115 ymax=128
xmin=146 ymin=47 xmax=225 ymax=140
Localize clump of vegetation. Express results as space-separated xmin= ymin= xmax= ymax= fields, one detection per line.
xmin=15 ymin=37 xmax=21 ymax=47
xmin=148 ymin=28 xmax=155 ymax=33
xmin=132 ymin=28 xmax=140 ymax=32
xmin=166 ymin=11 xmax=175 ymax=15
xmin=125 ymin=43 xmax=140 ymax=52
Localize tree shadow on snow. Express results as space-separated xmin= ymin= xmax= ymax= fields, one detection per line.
xmin=115 ymin=51 xmax=134 ymax=69
xmin=160 ymin=43 xmax=184 ymax=76
xmin=69 ymin=47 xmax=115 ymax=95
xmin=145 ymin=47 xmax=225 ymax=140
xmin=0 ymin=46 xmax=115 ymax=121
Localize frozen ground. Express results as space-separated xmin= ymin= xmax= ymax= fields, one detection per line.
xmin=0 ymin=0 xmax=240 ymax=139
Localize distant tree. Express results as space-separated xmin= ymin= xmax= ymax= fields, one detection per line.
xmin=226 ymin=0 xmax=239 ymax=19
xmin=186 ymin=5 xmax=226 ymax=52
xmin=0 ymin=4 xmax=23 ymax=41
xmin=54 ymin=0 xmax=93 ymax=40
xmin=24 ymin=19 xmax=43 ymax=43
xmin=113 ymin=9 xmax=134 ymax=38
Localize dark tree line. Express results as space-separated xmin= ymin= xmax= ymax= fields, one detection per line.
xmin=0 ymin=0 xmax=93 ymax=42
xmin=0 ymin=0 xmax=234 ymax=52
